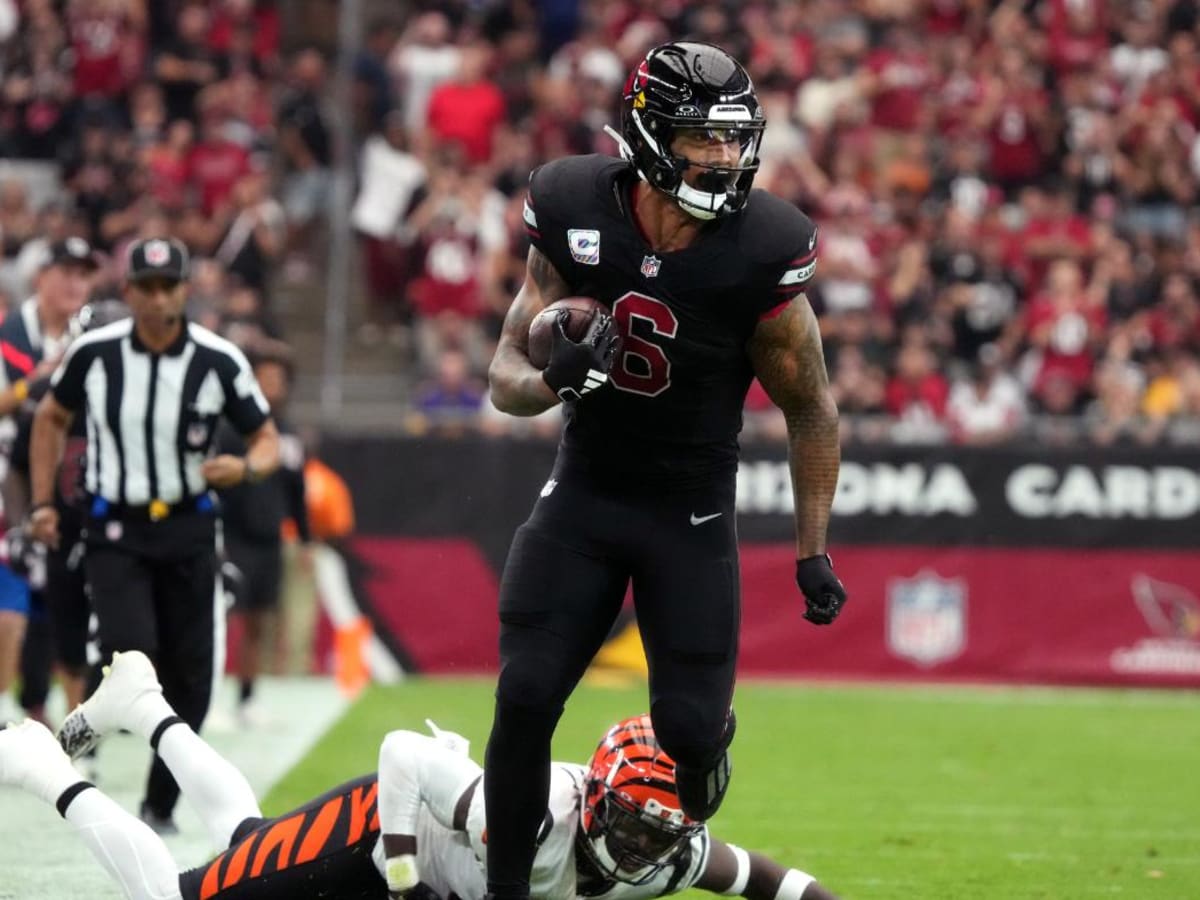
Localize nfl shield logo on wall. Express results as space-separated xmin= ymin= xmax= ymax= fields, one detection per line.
xmin=640 ymin=254 xmax=661 ymax=278
xmin=887 ymin=570 xmax=967 ymax=667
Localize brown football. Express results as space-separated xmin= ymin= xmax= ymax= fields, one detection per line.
xmin=527 ymin=297 xmax=609 ymax=369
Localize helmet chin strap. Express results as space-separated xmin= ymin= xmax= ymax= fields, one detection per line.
xmin=604 ymin=124 xmax=726 ymax=221
xmin=604 ymin=124 xmax=636 ymax=163
xmin=673 ymin=180 xmax=725 ymax=220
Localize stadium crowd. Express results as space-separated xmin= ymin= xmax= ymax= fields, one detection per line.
xmin=0 ymin=0 xmax=1198 ymax=452
xmin=348 ymin=0 xmax=1200 ymax=447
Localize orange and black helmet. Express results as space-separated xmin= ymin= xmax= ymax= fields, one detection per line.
xmin=578 ymin=714 xmax=703 ymax=884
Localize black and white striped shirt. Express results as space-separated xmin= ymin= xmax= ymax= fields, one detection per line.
xmin=50 ymin=319 xmax=270 ymax=506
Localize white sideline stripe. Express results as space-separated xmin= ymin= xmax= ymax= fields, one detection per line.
xmin=0 ymin=677 xmax=348 ymax=900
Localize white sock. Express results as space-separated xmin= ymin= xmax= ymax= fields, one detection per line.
xmin=156 ymin=722 xmax=262 ymax=849
xmin=126 ymin=694 xmax=178 ymax=744
xmin=62 ymin=786 xmax=182 ymax=900
xmin=25 ymin=748 xmax=87 ymax=807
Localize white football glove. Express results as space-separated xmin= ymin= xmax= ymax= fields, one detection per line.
xmin=425 ymin=719 xmax=470 ymax=756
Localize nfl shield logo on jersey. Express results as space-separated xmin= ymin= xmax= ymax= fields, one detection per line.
xmin=187 ymin=421 xmax=210 ymax=449
xmin=640 ymin=255 xmax=661 ymax=278
xmin=886 ymin=570 xmax=967 ymax=667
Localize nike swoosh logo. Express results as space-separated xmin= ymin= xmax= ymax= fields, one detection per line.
xmin=690 ymin=512 xmax=723 ymax=526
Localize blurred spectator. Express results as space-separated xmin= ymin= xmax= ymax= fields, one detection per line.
xmin=1025 ymin=259 xmax=1107 ymax=410
xmin=350 ymin=110 xmax=426 ymax=347
xmin=277 ymin=48 xmax=331 ymax=281
xmin=407 ymin=156 xmax=507 ymax=372
xmin=946 ymin=344 xmax=1027 ymax=445
xmin=188 ymin=104 xmax=251 ymax=217
xmin=209 ymin=0 xmax=280 ymax=75
xmin=218 ymin=283 xmax=280 ymax=347
xmin=354 ymin=17 xmax=399 ymax=136
xmin=143 ymin=118 xmax=194 ymax=211
xmin=186 ymin=256 xmax=227 ymax=329
xmin=0 ymin=182 xmax=39 ymax=261
xmin=390 ymin=11 xmax=462 ymax=141
xmin=1087 ymin=356 xmax=1153 ymax=446
xmin=153 ymin=1 xmax=220 ymax=122
xmin=886 ymin=339 xmax=949 ymax=443
xmin=209 ymin=168 xmax=285 ymax=293
xmin=67 ymin=0 xmax=145 ymax=109
xmin=411 ymin=347 xmax=485 ymax=437
xmin=426 ymin=42 xmax=507 ymax=165
xmin=1 ymin=26 xmax=73 ymax=159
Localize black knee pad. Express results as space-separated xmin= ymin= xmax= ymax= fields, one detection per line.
xmin=675 ymin=749 xmax=732 ymax=822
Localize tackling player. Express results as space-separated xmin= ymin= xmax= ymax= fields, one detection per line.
xmin=0 ymin=651 xmax=839 ymax=900
xmin=485 ymin=41 xmax=848 ymax=900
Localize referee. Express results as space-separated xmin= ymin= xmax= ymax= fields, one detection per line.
xmin=27 ymin=237 xmax=280 ymax=833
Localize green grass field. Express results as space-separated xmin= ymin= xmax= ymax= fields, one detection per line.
xmin=264 ymin=678 xmax=1200 ymax=900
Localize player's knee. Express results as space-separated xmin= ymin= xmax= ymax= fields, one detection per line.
xmin=650 ymin=697 xmax=734 ymax=768
xmin=489 ymin=692 xmax=562 ymax=749
xmin=495 ymin=656 xmax=573 ymax=711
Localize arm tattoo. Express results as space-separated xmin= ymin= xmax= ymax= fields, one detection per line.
xmin=748 ymin=297 xmax=840 ymax=557
xmin=489 ymin=247 xmax=572 ymax=415
xmin=528 ymin=246 xmax=570 ymax=298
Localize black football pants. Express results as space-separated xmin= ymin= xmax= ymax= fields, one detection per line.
xmin=485 ymin=467 xmax=739 ymax=897
xmin=85 ymin=514 xmax=219 ymax=819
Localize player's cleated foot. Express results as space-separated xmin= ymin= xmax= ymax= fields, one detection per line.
xmin=0 ymin=719 xmax=71 ymax=792
xmin=58 ymin=651 xmax=163 ymax=759
xmin=139 ymin=803 xmax=179 ymax=836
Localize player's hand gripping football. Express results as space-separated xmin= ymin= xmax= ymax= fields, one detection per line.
xmin=796 ymin=554 xmax=847 ymax=625
xmin=541 ymin=309 xmax=620 ymax=403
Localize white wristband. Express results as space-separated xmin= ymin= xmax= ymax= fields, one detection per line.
xmin=773 ymin=868 xmax=815 ymax=900
xmin=720 ymin=844 xmax=751 ymax=896
xmin=385 ymin=853 xmax=420 ymax=893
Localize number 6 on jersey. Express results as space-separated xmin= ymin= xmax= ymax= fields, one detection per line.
xmin=610 ymin=291 xmax=678 ymax=397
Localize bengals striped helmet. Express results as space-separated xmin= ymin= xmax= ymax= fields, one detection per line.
xmin=578 ymin=714 xmax=703 ymax=884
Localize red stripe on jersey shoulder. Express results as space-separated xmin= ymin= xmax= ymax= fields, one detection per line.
xmin=790 ymin=247 xmax=817 ymax=266
xmin=760 ymin=299 xmax=793 ymax=319
xmin=1 ymin=341 xmax=34 ymax=375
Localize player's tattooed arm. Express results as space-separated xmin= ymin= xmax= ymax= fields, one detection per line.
xmin=488 ymin=246 xmax=572 ymax=415
xmin=747 ymin=296 xmax=840 ymax=559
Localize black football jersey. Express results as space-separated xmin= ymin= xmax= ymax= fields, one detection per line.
xmin=524 ymin=154 xmax=818 ymax=487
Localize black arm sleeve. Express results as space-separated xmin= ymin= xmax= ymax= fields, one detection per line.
xmin=283 ymin=460 xmax=310 ymax=542
xmin=48 ymin=342 xmax=93 ymax=413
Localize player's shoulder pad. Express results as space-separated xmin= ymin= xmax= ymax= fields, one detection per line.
xmin=527 ymin=154 xmax=626 ymax=223
xmin=737 ymin=190 xmax=819 ymax=281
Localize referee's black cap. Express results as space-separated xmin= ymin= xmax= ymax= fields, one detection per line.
xmin=127 ymin=238 xmax=190 ymax=284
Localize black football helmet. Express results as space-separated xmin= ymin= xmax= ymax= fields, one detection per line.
xmin=609 ymin=42 xmax=765 ymax=220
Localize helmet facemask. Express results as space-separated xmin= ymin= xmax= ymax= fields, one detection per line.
xmin=577 ymin=715 xmax=703 ymax=885
xmin=580 ymin=780 xmax=702 ymax=884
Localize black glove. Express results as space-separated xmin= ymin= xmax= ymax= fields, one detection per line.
xmin=541 ymin=310 xmax=620 ymax=402
xmin=796 ymin=554 xmax=847 ymax=625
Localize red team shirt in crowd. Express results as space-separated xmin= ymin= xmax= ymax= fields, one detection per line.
xmin=426 ymin=82 xmax=506 ymax=165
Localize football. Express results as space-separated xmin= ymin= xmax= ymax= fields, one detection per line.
xmin=527 ymin=297 xmax=609 ymax=369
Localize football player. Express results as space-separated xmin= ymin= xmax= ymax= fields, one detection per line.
xmin=0 ymin=651 xmax=839 ymax=900
xmin=484 ymin=41 xmax=848 ymax=900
